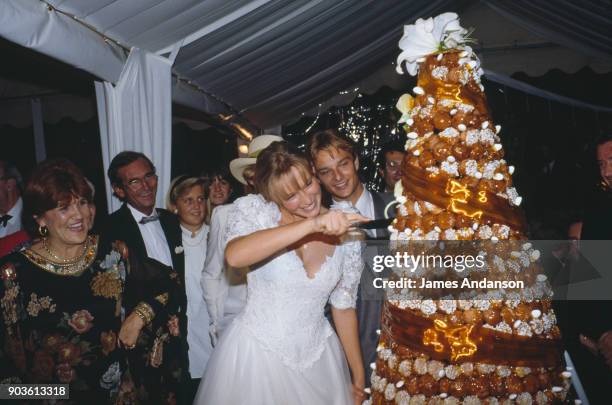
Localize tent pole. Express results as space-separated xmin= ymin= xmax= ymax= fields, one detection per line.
xmin=31 ymin=98 xmax=47 ymax=162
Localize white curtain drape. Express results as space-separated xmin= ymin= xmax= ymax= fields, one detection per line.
xmin=95 ymin=48 xmax=172 ymax=213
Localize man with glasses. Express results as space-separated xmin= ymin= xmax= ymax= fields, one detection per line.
xmin=105 ymin=151 xmax=189 ymax=403
xmin=377 ymin=140 xmax=405 ymax=194
xmin=107 ymin=151 xmax=178 ymax=268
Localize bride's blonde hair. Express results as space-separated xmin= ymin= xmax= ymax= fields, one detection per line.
xmin=255 ymin=141 xmax=313 ymax=203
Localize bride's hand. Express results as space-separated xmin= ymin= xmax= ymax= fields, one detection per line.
xmin=311 ymin=210 xmax=369 ymax=236
xmin=351 ymin=382 xmax=367 ymax=405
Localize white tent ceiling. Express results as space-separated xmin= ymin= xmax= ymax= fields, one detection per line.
xmin=1 ymin=0 xmax=611 ymax=130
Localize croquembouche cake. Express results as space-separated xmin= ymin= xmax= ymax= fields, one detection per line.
xmin=368 ymin=13 xmax=571 ymax=405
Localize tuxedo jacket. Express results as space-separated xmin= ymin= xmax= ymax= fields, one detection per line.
xmin=357 ymin=189 xmax=395 ymax=384
xmin=370 ymin=190 xmax=393 ymax=240
xmin=101 ymin=204 xmax=187 ymax=333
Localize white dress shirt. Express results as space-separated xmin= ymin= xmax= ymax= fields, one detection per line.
xmin=0 ymin=197 xmax=23 ymax=238
xmin=181 ymin=224 xmax=213 ymax=378
xmin=127 ymin=204 xmax=173 ymax=266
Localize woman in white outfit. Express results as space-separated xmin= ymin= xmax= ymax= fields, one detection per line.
xmin=167 ymin=176 xmax=213 ymax=395
xmin=202 ymin=135 xmax=284 ymax=343
xmin=196 ymin=141 xmax=368 ymax=405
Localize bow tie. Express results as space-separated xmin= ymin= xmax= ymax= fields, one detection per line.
xmin=139 ymin=212 xmax=160 ymax=225
xmin=0 ymin=214 xmax=12 ymax=227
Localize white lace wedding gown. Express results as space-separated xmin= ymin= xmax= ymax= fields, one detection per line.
xmin=195 ymin=194 xmax=363 ymax=405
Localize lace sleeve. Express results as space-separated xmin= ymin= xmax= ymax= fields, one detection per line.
xmin=223 ymin=194 xmax=280 ymax=246
xmin=329 ymin=240 xmax=364 ymax=309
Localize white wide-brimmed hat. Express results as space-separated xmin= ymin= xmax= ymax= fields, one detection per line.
xmin=230 ymin=134 xmax=284 ymax=184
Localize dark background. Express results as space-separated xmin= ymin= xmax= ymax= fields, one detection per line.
xmin=2 ymin=38 xmax=611 ymax=238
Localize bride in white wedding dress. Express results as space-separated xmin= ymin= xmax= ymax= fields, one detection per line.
xmin=195 ymin=141 xmax=367 ymax=405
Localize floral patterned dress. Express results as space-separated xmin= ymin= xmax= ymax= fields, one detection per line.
xmin=0 ymin=235 xmax=130 ymax=404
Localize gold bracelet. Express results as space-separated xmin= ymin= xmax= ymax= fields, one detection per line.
xmin=133 ymin=302 xmax=155 ymax=324
xmin=133 ymin=308 xmax=147 ymax=324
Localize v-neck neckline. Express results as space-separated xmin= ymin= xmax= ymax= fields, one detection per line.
xmin=290 ymin=245 xmax=338 ymax=280
xmin=277 ymin=210 xmax=338 ymax=279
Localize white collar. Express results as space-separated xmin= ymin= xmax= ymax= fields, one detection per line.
xmin=7 ymin=197 xmax=23 ymax=217
xmin=355 ymin=186 xmax=372 ymax=206
xmin=127 ymin=203 xmax=157 ymax=223
xmin=181 ymin=223 xmax=208 ymax=238
xmin=332 ymin=184 xmax=370 ymax=207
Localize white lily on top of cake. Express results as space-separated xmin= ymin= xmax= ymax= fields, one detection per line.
xmin=367 ymin=13 xmax=571 ymax=405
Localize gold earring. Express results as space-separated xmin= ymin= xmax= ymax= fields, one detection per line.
xmin=38 ymin=225 xmax=49 ymax=237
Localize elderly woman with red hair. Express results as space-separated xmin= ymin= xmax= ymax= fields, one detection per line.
xmin=0 ymin=159 xmax=132 ymax=403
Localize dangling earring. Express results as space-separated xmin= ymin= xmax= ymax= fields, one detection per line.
xmin=38 ymin=225 xmax=49 ymax=237
xmin=174 ymin=209 xmax=178 ymax=214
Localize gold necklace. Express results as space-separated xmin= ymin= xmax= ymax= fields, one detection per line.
xmin=23 ymin=235 xmax=99 ymax=277
xmin=42 ymin=237 xmax=89 ymax=264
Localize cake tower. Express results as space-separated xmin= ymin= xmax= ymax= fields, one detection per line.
xmin=369 ymin=14 xmax=571 ymax=405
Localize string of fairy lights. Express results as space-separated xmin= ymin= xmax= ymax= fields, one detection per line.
xmin=284 ymin=90 xmax=402 ymax=191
